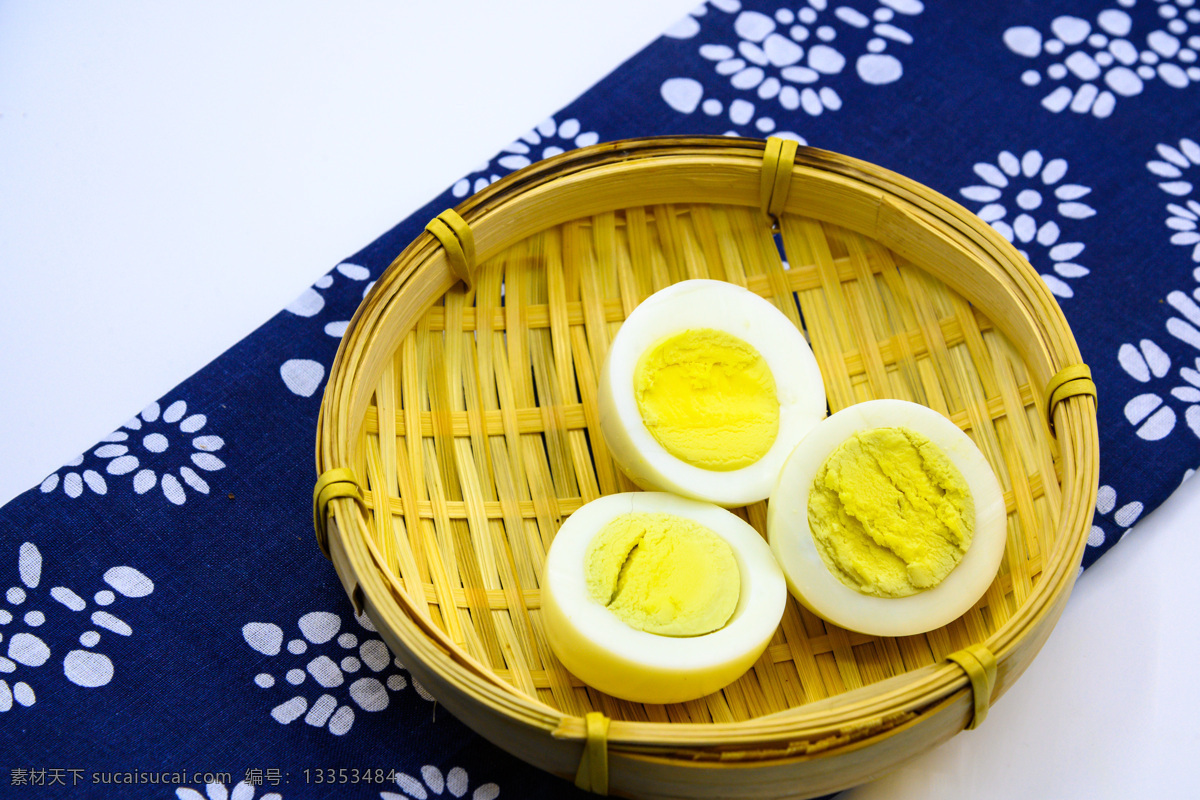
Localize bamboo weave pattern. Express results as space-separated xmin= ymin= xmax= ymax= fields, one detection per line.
xmin=352 ymin=203 xmax=1060 ymax=724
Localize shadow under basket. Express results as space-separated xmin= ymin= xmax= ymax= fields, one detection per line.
xmin=314 ymin=137 xmax=1099 ymax=799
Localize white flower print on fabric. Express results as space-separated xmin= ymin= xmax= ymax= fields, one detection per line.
xmin=279 ymin=359 xmax=326 ymax=398
xmin=661 ymin=0 xmax=924 ymax=135
xmin=381 ymin=765 xmax=499 ymax=800
xmin=1149 ymin=137 xmax=1200 ymax=260
xmin=1 ymin=542 xmax=153 ymax=712
xmin=1115 ymin=138 xmax=1200 ymax=442
xmin=959 ymin=149 xmax=1096 ymax=299
xmin=281 ymin=262 xmax=374 ymax=397
xmin=661 ymin=75 xmax=808 ymax=141
xmin=177 ymin=781 xmax=281 ymax=800
xmin=36 ymin=454 xmax=107 ymax=499
xmin=243 ymin=609 xmax=433 ymax=737
xmin=664 ymin=0 xmax=744 ymax=41
xmin=1117 ymin=336 xmax=1200 ymax=440
xmin=39 ymin=399 xmax=225 ymax=505
xmin=1118 ymin=338 xmax=1178 ymax=439
xmin=451 ymin=117 xmax=600 ymax=199
xmin=1088 ymin=484 xmax=1144 ymax=549
xmin=285 ymin=262 xmax=373 ymax=334
xmin=1004 ymin=1 xmax=1200 ymax=119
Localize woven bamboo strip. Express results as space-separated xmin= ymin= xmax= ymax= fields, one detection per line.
xmin=331 ymin=555 xmax=1041 ymax=630
xmin=389 ymin=414 xmax=430 ymax=621
xmin=782 ymin=217 xmax=857 ymax=411
xmin=360 ymin=377 xmax=1043 ymax=440
xmin=370 ymin=351 xmax=400 ymax=573
xmin=709 ymin=206 xmax=750 ymax=289
xmin=400 ymin=326 xmax=461 ymax=639
xmin=400 ymin=257 xmax=943 ymax=329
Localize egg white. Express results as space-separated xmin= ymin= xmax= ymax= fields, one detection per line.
xmin=541 ymin=492 xmax=786 ymax=704
xmin=766 ymin=399 xmax=1008 ymax=638
xmin=598 ymin=279 xmax=826 ymax=508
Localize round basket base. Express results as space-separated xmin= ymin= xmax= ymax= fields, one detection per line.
xmin=316 ymin=138 xmax=1098 ymax=799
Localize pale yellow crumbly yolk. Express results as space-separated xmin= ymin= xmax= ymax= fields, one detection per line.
xmin=584 ymin=512 xmax=741 ymax=636
xmin=807 ymin=427 xmax=975 ymax=598
xmin=633 ymin=329 xmax=779 ymax=471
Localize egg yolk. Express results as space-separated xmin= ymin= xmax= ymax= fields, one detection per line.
xmin=633 ymin=329 xmax=779 ymax=471
xmin=807 ymin=427 xmax=975 ymax=598
xmin=584 ymin=512 xmax=741 ymax=636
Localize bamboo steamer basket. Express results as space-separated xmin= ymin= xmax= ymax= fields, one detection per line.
xmin=314 ymin=136 xmax=1099 ymax=799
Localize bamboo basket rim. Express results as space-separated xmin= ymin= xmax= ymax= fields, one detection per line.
xmin=315 ymin=136 xmax=1099 ymax=761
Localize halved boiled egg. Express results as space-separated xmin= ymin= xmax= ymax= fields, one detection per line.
xmin=598 ymin=279 xmax=826 ymax=507
xmin=767 ymin=399 xmax=1007 ymax=637
xmin=541 ymin=491 xmax=786 ymax=704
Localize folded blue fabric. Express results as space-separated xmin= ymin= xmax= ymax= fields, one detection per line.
xmin=3 ymin=1 xmax=1198 ymax=797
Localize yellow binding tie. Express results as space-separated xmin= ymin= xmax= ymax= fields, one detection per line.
xmin=574 ymin=711 xmax=611 ymax=795
xmin=313 ymin=468 xmax=363 ymax=560
xmin=760 ymin=136 xmax=799 ymax=227
xmin=1045 ymin=363 xmax=1096 ymax=432
xmin=425 ymin=209 xmax=477 ymax=290
xmin=948 ymin=644 xmax=997 ymax=730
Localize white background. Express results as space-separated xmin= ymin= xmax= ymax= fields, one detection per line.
xmin=2 ymin=2 xmax=1197 ymax=797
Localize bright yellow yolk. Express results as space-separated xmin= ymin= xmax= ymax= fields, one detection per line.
xmin=584 ymin=512 xmax=741 ymax=636
xmin=807 ymin=427 xmax=975 ymax=598
xmin=633 ymin=329 xmax=779 ymax=471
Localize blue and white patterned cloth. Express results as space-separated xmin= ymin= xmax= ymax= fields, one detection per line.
xmin=3 ymin=1 xmax=1199 ymax=797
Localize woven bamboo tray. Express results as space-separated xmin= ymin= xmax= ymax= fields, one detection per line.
xmin=314 ymin=136 xmax=1099 ymax=799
